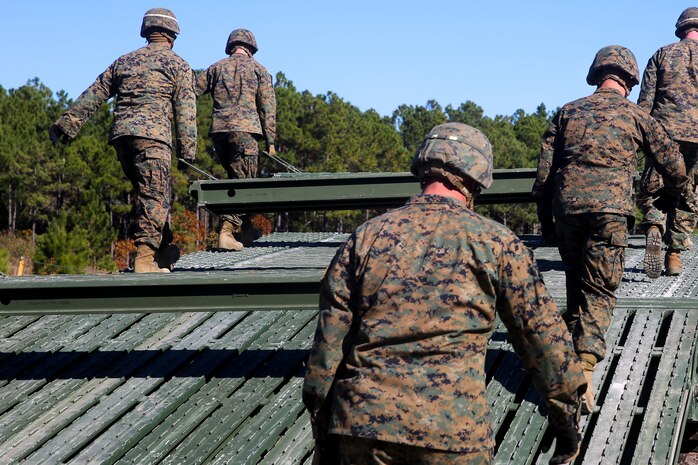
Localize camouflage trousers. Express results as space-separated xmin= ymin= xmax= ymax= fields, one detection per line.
xmin=212 ymin=131 xmax=260 ymax=227
xmin=638 ymin=141 xmax=698 ymax=251
xmin=114 ymin=137 xmax=172 ymax=250
xmin=555 ymin=213 xmax=628 ymax=361
xmin=328 ymin=435 xmax=492 ymax=465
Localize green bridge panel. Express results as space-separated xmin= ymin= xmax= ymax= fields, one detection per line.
xmin=0 ymin=233 xmax=696 ymax=464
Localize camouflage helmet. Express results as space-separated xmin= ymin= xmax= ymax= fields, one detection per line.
xmin=676 ymin=7 xmax=698 ymax=38
xmin=411 ymin=122 xmax=493 ymax=189
xmin=586 ymin=45 xmax=639 ymax=88
xmin=140 ymin=8 xmax=180 ymax=38
xmin=225 ymin=29 xmax=258 ymax=55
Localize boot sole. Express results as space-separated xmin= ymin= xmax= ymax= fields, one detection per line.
xmin=644 ymin=228 xmax=663 ymax=279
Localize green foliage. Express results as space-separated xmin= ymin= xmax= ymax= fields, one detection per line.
xmin=74 ymin=190 xmax=118 ymax=271
xmin=0 ymin=248 xmax=8 ymax=274
xmin=33 ymin=211 xmax=90 ymax=274
xmin=274 ymin=73 xmax=409 ymax=174
xmin=392 ymin=100 xmax=447 ymax=155
xmin=1 ymin=74 xmax=554 ymax=268
xmin=273 ymin=73 xmax=411 ymax=231
xmin=0 ymin=79 xmax=65 ymax=233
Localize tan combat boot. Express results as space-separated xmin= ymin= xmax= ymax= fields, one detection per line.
xmin=134 ymin=244 xmax=171 ymax=273
xmin=665 ymin=249 xmax=683 ymax=276
xmin=579 ymin=352 xmax=597 ymax=415
xmin=219 ymin=218 xmax=244 ymax=251
xmin=644 ymin=225 xmax=663 ymax=279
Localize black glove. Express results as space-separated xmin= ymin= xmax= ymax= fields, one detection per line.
xmin=177 ymin=158 xmax=190 ymax=171
xmin=48 ymin=124 xmax=67 ymax=145
xmin=548 ymin=402 xmax=581 ymax=465
xmin=653 ymin=189 xmax=680 ymax=213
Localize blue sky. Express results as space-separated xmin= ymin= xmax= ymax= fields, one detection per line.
xmin=1 ymin=1 xmax=692 ymax=117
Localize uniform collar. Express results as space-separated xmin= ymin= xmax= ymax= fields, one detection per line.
xmin=406 ymin=193 xmax=468 ymax=208
xmin=594 ymin=87 xmax=625 ymax=97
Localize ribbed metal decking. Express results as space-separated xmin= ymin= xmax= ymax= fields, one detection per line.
xmin=0 ymin=232 xmax=695 ymax=464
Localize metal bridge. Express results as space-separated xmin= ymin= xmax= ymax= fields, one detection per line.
xmin=0 ymin=170 xmax=695 ymax=464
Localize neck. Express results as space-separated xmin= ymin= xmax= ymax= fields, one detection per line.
xmin=422 ymin=180 xmax=470 ymax=206
xmin=147 ymin=32 xmax=174 ymax=47
xmin=599 ymin=79 xmax=627 ymax=97
xmin=233 ymin=47 xmax=251 ymax=57
xmin=685 ymin=30 xmax=698 ymax=40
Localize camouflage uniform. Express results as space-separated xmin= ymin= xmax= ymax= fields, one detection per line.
xmin=533 ymin=87 xmax=686 ymax=360
xmin=303 ymin=193 xmax=585 ymax=460
xmin=637 ymin=37 xmax=698 ymax=250
xmin=195 ymin=52 xmax=276 ymax=178
xmin=336 ymin=436 xmax=491 ymax=465
xmin=53 ymin=41 xmax=197 ymax=250
xmin=196 ymin=31 xmax=276 ymax=237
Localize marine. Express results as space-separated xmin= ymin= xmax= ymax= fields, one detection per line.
xmin=196 ymin=28 xmax=277 ymax=251
xmin=49 ymin=7 xmax=197 ymax=273
xmin=637 ymin=7 xmax=698 ymax=278
xmin=533 ymin=45 xmax=687 ymax=414
xmin=304 ymin=122 xmax=586 ymax=465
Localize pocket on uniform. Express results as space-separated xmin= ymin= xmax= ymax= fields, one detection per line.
xmin=609 ymin=229 xmax=628 ymax=247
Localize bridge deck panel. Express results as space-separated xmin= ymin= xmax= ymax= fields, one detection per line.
xmin=0 ymin=233 xmax=694 ymax=464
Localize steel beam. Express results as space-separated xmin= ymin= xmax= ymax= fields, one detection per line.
xmin=0 ymin=271 xmax=322 ymax=315
xmin=5 ymin=270 xmax=698 ymax=316
xmin=188 ymin=169 xmax=537 ymax=214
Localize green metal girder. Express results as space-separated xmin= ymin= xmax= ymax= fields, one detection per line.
xmin=5 ymin=268 xmax=698 ymax=317
xmin=0 ymin=271 xmax=322 ymax=315
xmin=188 ymin=169 xmax=538 ymax=214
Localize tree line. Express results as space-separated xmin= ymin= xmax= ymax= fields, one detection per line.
xmin=0 ymin=73 xmax=551 ymax=274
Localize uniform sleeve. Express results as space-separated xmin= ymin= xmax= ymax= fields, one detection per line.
xmin=256 ymin=69 xmax=277 ymax=145
xmin=637 ymin=53 xmax=659 ymax=112
xmin=54 ymin=64 xmax=115 ymax=138
xmin=173 ymin=66 xmax=198 ymax=161
xmin=531 ymin=111 xmax=560 ymax=201
xmin=641 ymin=114 xmax=687 ymax=196
xmin=303 ymin=236 xmax=356 ymax=437
xmin=495 ymin=237 xmax=585 ymax=427
xmin=194 ymin=67 xmax=211 ymax=97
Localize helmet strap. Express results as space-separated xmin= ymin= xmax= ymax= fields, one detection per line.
xmin=418 ymin=165 xmax=479 ymax=207
xmin=602 ymin=73 xmax=631 ymax=96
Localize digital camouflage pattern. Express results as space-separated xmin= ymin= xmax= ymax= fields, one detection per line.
xmin=140 ymin=7 xmax=180 ymax=37
xmin=197 ymin=51 xmax=275 ymax=236
xmin=637 ymin=141 xmax=698 ymax=250
xmin=54 ymin=42 xmax=197 ymax=162
xmin=411 ymin=123 xmax=493 ymax=189
xmin=533 ymin=86 xmax=686 ymax=361
xmin=303 ymin=194 xmax=585 ymax=453
xmin=532 ymin=87 xmax=686 ymax=217
xmin=637 ymin=36 xmax=698 ymax=248
xmin=212 ymin=132 xmax=260 ymax=178
xmin=638 ymin=38 xmax=698 ymax=143
xmin=195 ymin=53 xmax=276 ymax=146
xmin=586 ymin=45 xmax=639 ymax=87
xmin=211 ymin=131 xmax=261 ymax=228
xmin=114 ymin=138 xmax=172 ymax=249
xmin=554 ymin=213 xmax=627 ymax=360
xmin=225 ymin=28 xmax=258 ymax=55
xmin=675 ymin=7 xmax=698 ymax=38
xmin=335 ymin=435 xmax=491 ymax=465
